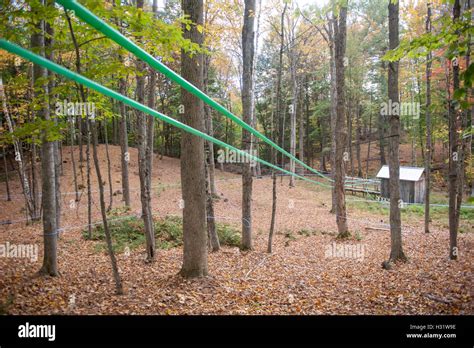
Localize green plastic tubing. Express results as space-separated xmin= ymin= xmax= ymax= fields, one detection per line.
xmin=0 ymin=39 xmax=332 ymax=189
xmin=54 ymin=0 xmax=333 ymax=182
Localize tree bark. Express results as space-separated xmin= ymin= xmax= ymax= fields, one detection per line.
xmin=267 ymin=171 xmax=277 ymax=253
xmin=384 ymin=0 xmax=407 ymax=267
xmin=69 ymin=116 xmax=79 ymax=202
xmin=45 ymin=15 xmax=61 ymax=234
xmin=277 ymin=3 xmax=288 ymax=174
xmin=347 ymin=95 xmax=354 ymax=177
xmin=205 ymin=150 xmax=220 ymax=252
xmin=135 ymin=0 xmax=155 ymax=262
xmin=448 ymin=0 xmax=461 ymax=260
xmin=329 ymin=13 xmax=337 ymax=213
xmin=180 ymin=0 xmax=208 ymax=278
xmin=298 ymin=80 xmax=305 ymax=174
xmin=86 ymin=119 xmax=92 ymax=239
xmin=366 ymin=109 xmax=372 ymax=177
xmin=424 ymin=2 xmax=432 ymax=234
xmin=113 ymin=0 xmax=131 ymax=208
xmin=145 ymin=0 xmax=159 ymax=238
xmin=32 ymin=1 xmax=58 ymax=275
xmin=464 ymin=0 xmax=472 ymax=199
xmin=288 ymin=11 xmax=298 ymax=187
xmin=289 ymin=38 xmax=298 ymax=188
xmin=268 ymin=2 xmax=287 ymax=253
xmin=103 ymin=121 xmax=113 ymax=212
xmin=334 ymin=3 xmax=349 ymax=238
xmin=356 ymin=103 xmax=362 ymax=177
xmin=118 ymin=78 xmax=131 ymax=207
xmin=241 ymin=0 xmax=256 ymax=250
xmin=90 ymin=118 xmax=124 ymax=295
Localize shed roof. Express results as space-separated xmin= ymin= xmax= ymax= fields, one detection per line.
xmin=376 ymin=165 xmax=424 ymax=181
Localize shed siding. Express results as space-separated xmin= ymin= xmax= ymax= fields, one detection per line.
xmin=400 ymin=181 xmax=414 ymax=203
xmin=414 ymin=179 xmax=425 ymax=204
xmin=379 ymin=178 xmax=426 ymax=203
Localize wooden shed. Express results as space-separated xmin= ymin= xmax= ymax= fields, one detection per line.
xmin=376 ymin=166 xmax=425 ymax=204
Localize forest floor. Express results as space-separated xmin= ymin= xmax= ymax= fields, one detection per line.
xmin=0 ymin=145 xmax=472 ymax=314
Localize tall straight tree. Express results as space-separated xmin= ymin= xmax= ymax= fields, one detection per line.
xmin=268 ymin=1 xmax=287 ymax=254
xmin=32 ymin=0 xmax=58 ymax=276
xmin=329 ymin=13 xmax=337 ymax=214
xmin=241 ymin=0 xmax=256 ymax=250
xmin=113 ymin=0 xmax=131 ymax=207
xmin=146 ymin=0 xmax=158 ymax=213
xmin=334 ymin=1 xmax=349 ymax=238
xmin=383 ymin=0 xmax=407 ymax=268
xmin=135 ymin=0 xmax=155 ymax=262
xmin=180 ymin=0 xmax=208 ymax=277
xmin=90 ymin=117 xmax=123 ymax=294
xmin=448 ymin=0 xmax=462 ymax=260
xmin=45 ymin=3 xmax=61 ymax=231
xmin=424 ymin=2 xmax=432 ymax=234
xmin=288 ymin=9 xmax=298 ymax=188
xmin=463 ymin=0 xmax=472 ymax=200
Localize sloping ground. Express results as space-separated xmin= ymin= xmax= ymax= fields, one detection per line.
xmin=0 ymin=145 xmax=472 ymax=314
xmin=313 ymin=140 xmax=449 ymax=184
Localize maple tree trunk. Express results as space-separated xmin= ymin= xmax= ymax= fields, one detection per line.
xmin=69 ymin=116 xmax=79 ymax=202
xmin=306 ymin=80 xmax=314 ymax=170
xmin=329 ymin=15 xmax=337 ymax=214
xmin=205 ymin=150 xmax=220 ymax=252
xmin=202 ymin=55 xmax=219 ymax=252
xmin=378 ymin=73 xmax=387 ymax=168
xmin=464 ymin=0 xmax=472 ymax=199
xmin=366 ymin=112 xmax=372 ymax=176
xmin=268 ymin=2 xmax=286 ymax=253
xmin=277 ymin=4 xmax=288 ymax=178
xmin=146 ymin=0 xmax=158 ymax=235
xmin=32 ymin=3 xmax=58 ymax=275
xmin=289 ymin=44 xmax=297 ymax=188
xmin=45 ymin=14 xmax=61 ymax=232
xmin=90 ymin=119 xmax=123 ymax=295
xmin=448 ymin=0 xmax=461 ymax=260
xmin=241 ymin=0 xmax=256 ymax=250
xmin=334 ymin=4 xmax=349 ymax=238
xmin=67 ymin=8 xmax=91 ymax=237
xmin=113 ymin=1 xmax=131 ymax=208
xmin=458 ymin=0 xmax=470 ymax=203
xmin=253 ymin=0 xmax=263 ymax=181
xmin=356 ymin=103 xmax=362 ymax=177
xmin=135 ymin=0 xmax=155 ymax=262
xmin=268 ymin=171 xmax=277 ymax=253
xmin=348 ymin=102 xmax=354 ymax=177
xmin=86 ymin=119 xmax=92 ymax=239
xmin=384 ymin=0 xmax=407 ymax=267
xmin=298 ymin=84 xmax=305 ymax=174
xmin=103 ymin=121 xmax=113 ymax=212
xmin=145 ymin=71 xmax=156 ymax=236
xmin=30 ymin=142 xmax=40 ymax=220
xmin=118 ymin=78 xmax=130 ymax=207
xmin=424 ymin=2 xmax=432 ymax=234
xmin=180 ymin=0 xmax=208 ymax=278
